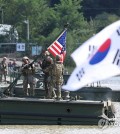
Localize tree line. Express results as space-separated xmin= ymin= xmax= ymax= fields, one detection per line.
xmin=0 ymin=0 xmax=120 ymax=67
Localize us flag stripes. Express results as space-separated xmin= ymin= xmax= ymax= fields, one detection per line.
xmin=47 ymin=29 xmax=67 ymax=63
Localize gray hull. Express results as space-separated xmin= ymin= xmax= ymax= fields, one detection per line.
xmin=0 ymin=74 xmax=116 ymax=125
xmin=0 ymin=97 xmax=115 ymax=125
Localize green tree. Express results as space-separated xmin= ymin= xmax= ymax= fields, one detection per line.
xmin=94 ymin=12 xmax=120 ymax=32
xmin=0 ymin=0 xmax=52 ymax=42
xmin=81 ymin=0 xmax=120 ymax=20
xmin=52 ymin=0 xmax=92 ymax=66
xmin=2 ymin=0 xmax=119 ymax=68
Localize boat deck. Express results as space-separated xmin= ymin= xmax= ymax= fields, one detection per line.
xmin=0 ymin=96 xmax=105 ymax=104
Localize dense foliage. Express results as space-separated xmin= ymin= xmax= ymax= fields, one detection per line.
xmin=0 ymin=0 xmax=120 ymax=67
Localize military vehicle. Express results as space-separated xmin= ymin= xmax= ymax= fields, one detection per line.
xmin=0 ymin=72 xmax=116 ymax=125
xmin=0 ymin=52 xmax=117 ymax=125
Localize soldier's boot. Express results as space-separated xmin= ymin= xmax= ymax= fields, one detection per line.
xmin=64 ymin=91 xmax=70 ymax=100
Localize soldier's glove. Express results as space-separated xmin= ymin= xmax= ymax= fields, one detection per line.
xmin=23 ymin=64 xmax=29 ymax=69
xmin=29 ymin=63 xmax=34 ymax=68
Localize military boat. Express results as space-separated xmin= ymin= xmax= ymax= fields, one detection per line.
xmin=0 ymin=97 xmax=115 ymax=125
xmin=11 ymin=73 xmax=120 ymax=102
xmin=0 ymin=73 xmax=116 ymax=125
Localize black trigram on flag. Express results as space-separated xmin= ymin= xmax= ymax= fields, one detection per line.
xmin=113 ymin=49 xmax=120 ymax=66
xmin=117 ymin=27 xmax=120 ymax=36
xmin=76 ymin=68 xmax=85 ymax=81
xmin=88 ymin=45 xmax=97 ymax=58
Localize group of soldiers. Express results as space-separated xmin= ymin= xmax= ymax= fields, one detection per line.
xmin=21 ymin=51 xmax=64 ymax=99
xmin=0 ymin=57 xmax=19 ymax=83
xmin=0 ymin=51 xmax=64 ymax=99
xmin=40 ymin=51 xmax=64 ymax=99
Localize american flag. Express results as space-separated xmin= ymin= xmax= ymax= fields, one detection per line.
xmin=47 ymin=29 xmax=67 ymax=63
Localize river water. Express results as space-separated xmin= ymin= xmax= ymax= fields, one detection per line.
xmin=0 ymin=76 xmax=120 ymax=134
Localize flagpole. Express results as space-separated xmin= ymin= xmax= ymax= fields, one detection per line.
xmin=64 ymin=22 xmax=69 ymax=29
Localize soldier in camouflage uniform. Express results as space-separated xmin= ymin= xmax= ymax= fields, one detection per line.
xmin=51 ymin=55 xmax=64 ymax=100
xmin=21 ymin=56 xmax=36 ymax=96
xmin=0 ymin=57 xmax=8 ymax=82
xmin=40 ymin=51 xmax=54 ymax=98
xmin=45 ymin=58 xmax=56 ymax=99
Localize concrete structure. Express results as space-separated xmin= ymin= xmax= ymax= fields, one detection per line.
xmin=0 ymin=24 xmax=18 ymax=41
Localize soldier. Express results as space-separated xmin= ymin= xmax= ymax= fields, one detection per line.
xmin=45 ymin=57 xmax=56 ymax=99
xmin=40 ymin=51 xmax=53 ymax=98
xmin=52 ymin=55 xmax=64 ymax=100
xmin=21 ymin=56 xmax=36 ymax=97
xmin=0 ymin=57 xmax=8 ymax=82
xmin=11 ymin=59 xmax=18 ymax=81
xmin=12 ymin=59 xmax=17 ymax=71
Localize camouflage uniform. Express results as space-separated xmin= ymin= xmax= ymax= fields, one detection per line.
xmin=0 ymin=57 xmax=7 ymax=82
xmin=46 ymin=61 xmax=56 ymax=99
xmin=21 ymin=56 xmax=36 ymax=96
xmin=40 ymin=51 xmax=54 ymax=98
xmin=52 ymin=55 xmax=64 ymax=99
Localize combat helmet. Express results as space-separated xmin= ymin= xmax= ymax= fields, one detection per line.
xmin=46 ymin=56 xmax=53 ymax=64
xmin=55 ymin=55 xmax=61 ymax=61
xmin=3 ymin=57 xmax=7 ymax=60
xmin=45 ymin=51 xmax=50 ymax=56
xmin=22 ymin=56 xmax=29 ymax=61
